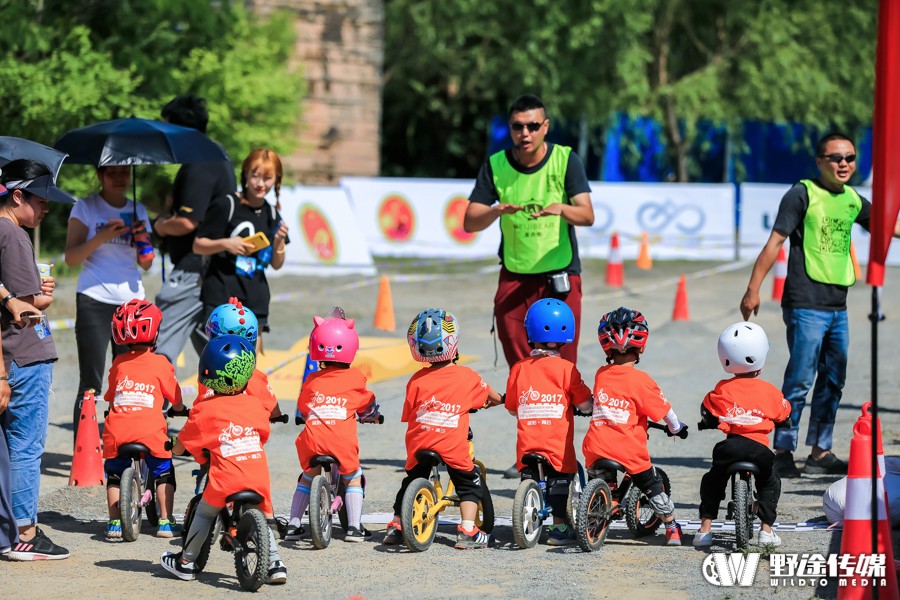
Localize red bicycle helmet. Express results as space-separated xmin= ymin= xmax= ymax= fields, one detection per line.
xmin=597 ymin=307 xmax=649 ymax=357
xmin=112 ymin=299 xmax=162 ymax=346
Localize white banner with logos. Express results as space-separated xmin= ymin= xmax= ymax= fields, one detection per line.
xmin=269 ymin=185 xmax=376 ymax=277
xmin=340 ymin=177 xmax=501 ymax=258
xmin=580 ymin=182 xmax=736 ymax=260
xmin=738 ymin=183 xmax=900 ymax=266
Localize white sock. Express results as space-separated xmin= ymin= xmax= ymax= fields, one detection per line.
xmin=461 ymin=519 xmax=475 ymax=532
xmin=345 ymin=487 xmax=363 ymax=529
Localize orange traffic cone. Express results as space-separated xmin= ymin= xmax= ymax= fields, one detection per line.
xmin=373 ymin=275 xmax=396 ymax=331
xmin=861 ymin=403 xmax=892 ymax=523
xmin=772 ymin=246 xmax=787 ymax=301
xmin=636 ymin=232 xmax=652 ymax=270
xmin=850 ymin=241 xmax=863 ymax=281
xmin=69 ymin=390 xmax=105 ymax=487
xmin=837 ymin=417 xmax=899 ymax=599
xmin=605 ymin=233 xmax=624 ymax=287
xmin=672 ymin=275 xmax=689 ymax=321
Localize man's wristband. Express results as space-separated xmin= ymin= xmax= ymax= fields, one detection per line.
xmin=0 ymin=292 xmax=16 ymax=308
xmin=0 ymin=375 xmax=9 ymax=381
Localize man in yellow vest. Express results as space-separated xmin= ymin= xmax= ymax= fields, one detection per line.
xmin=464 ymin=94 xmax=594 ymax=370
xmin=740 ymin=132 xmax=900 ymax=478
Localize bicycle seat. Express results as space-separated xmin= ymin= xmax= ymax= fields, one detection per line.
xmin=226 ymin=491 xmax=264 ymax=505
xmin=308 ymin=455 xmax=339 ymax=470
xmin=726 ymin=462 xmax=760 ymax=476
xmin=415 ymin=450 xmax=444 ymax=467
xmin=521 ymin=453 xmax=551 ymax=468
xmin=118 ymin=443 xmax=151 ymax=456
xmin=590 ymin=458 xmax=626 ymax=472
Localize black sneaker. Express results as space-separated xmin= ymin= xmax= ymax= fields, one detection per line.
xmin=773 ymin=452 xmax=802 ymax=479
xmin=160 ymin=552 xmax=195 ymax=581
xmin=284 ymin=524 xmax=305 ymax=542
xmin=454 ymin=525 xmax=490 ymax=549
xmin=7 ymin=528 xmax=69 ymax=561
xmin=502 ymin=464 xmax=520 ymax=479
xmin=383 ymin=522 xmax=402 ymax=545
xmin=344 ymin=526 xmax=372 ymax=542
xmin=804 ymin=453 xmax=848 ymax=475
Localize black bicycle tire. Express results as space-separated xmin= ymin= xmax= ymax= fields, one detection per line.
xmin=575 ymin=478 xmax=612 ymax=552
xmin=511 ymin=479 xmax=542 ymax=549
xmin=308 ymin=475 xmax=333 ymax=549
xmin=234 ymin=508 xmax=270 ymax=592
xmin=734 ymin=477 xmax=752 ymax=549
xmin=624 ymin=467 xmax=670 ymax=537
xmin=120 ymin=466 xmax=142 ymax=542
xmin=400 ymin=478 xmax=437 ymax=552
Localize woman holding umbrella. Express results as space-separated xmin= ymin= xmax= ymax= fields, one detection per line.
xmin=63 ymin=165 xmax=154 ymax=433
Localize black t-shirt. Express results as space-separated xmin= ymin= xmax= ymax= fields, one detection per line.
xmin=469 ymin=143 xmax=591 ymax=274
xmin=773 ymin=179 xmax=871 ymax=311
xmin=196 ymin=193 xmax=285 ymax=322
xmin=166 ymin=148 xmax=237 ymax=272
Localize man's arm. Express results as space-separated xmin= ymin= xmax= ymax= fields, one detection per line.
xmin=740 ymin=230 xmax=788 ymax=320
xmin=532 ymin=192 xmax=594 ymax=226
xmin=463 ymin=201 xmax=524 ymax=233
xmin=154 ymin=214 xmax=199 ymax=238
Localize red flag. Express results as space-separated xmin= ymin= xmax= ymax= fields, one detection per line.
xmin=867 ymin=0 xmax=900 ymax=286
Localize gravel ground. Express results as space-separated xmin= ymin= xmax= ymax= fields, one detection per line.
xmin=9 ymin=258 xmax=900 ymax=599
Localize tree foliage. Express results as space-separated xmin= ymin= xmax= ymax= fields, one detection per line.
xmin=381 ymin=0 xmax=877 ymax=180
xmin=0 ymin=0 xmax=305 ymax=252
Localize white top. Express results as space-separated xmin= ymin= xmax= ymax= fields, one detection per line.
xmin=69 ymin=193 xmax=152 ymax=304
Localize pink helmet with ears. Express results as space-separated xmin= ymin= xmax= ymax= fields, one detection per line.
xmin=308 ymin=316 xmax=359 ymax=364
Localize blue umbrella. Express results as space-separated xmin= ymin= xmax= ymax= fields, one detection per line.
xmin=0 ymin=136 xmax=76 ymax=203
xmin=53 ymin=117 xmax=229 ymax=166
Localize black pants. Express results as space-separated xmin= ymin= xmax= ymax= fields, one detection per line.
xmin=521 ymin=464 xmax=572 ymax=523
xmin=392 ymin=461 xmax=482 ymax=515
xmin=74 ymin=294 xmax=128 ymax=424
xmin=699 ymin=436 xmax=781 ymax=526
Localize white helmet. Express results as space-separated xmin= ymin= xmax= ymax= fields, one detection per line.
xmin=717 ymin=321 xmax=769 ymax=374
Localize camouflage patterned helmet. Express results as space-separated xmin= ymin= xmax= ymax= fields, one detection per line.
xmin=198 ymin=334 xmax=256 ymax=395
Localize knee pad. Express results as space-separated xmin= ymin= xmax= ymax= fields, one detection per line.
xmin=647 ymin=491 xmax=675 ymax=518
xmin=548 ymin=475 xmax=571 ymax=498
xmin=106 ymin=472 xmax=121 ymax=488
xmin=154 ymin=468 xmax=176 ymax=490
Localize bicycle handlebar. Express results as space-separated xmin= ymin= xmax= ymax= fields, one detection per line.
xmin=647 ymin=420 xmax=689 ymax=439
xmin=294 ymin=413 xmax=384 ymax=425
xmin=167 ymin=405 xmax=191 ymax=418
xmin=270 ymin=413 xmax=289 ymax=424
xmin=697 ymin=420 xmax=716 ymax=431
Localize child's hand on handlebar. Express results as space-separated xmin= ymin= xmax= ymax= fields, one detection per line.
xmin=666 ymin=421 xmax=689 ymax=439
xmin=167 ymin=403 xmax=190 ymax=418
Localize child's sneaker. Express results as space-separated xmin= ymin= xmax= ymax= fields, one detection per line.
xmin=546 ymin=524 xmax=577 ymax=546
xmin=160 ymin=552 xmax=195 ymax=581
xmin=692 ymin=531 xmax=713 ymax=547
xmin=758 ymin=530 xmax=782 ymax=547
xmin=284 ymin=524 xmax=305 ymax=542
xmin=156 ymin=518 xmax=175 ymax=539
xmin=454 ymin=525 xmax=490 ymax=549
xmin=665 ymin=522 xmax=683 ymax=546
xmin=106 ymin=519 xmax=123 ymax=541
xmin=266 ymin=560 xmax=287 ymax=585
xmin=383 ymin=521 xmax=402 ymax=546
xmin=344 ymin=526 xmax=372 ymax=542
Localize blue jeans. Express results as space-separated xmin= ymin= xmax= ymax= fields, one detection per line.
xmin=1 ymin=360 xmax=54 ymax=528
xmin=774 ymin=308 xmax=849 ymax=453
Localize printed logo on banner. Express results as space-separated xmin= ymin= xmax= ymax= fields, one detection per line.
xmin=444 ymin=195 xmax=476 ymax=244
xmin=638 ymin=201 xmax=705 ymax=234
xmin=592 ymin=202 xmax=614 ymax=232
xmin=299 ymin=204 xmax=338 ymax=264
xmin=702 ymin=553 xmax=761 ymax=587
xmin=378 ymin=194 xmax=415 ymax=242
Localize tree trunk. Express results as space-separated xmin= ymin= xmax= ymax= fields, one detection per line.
xmin=657 ymin=0 xmax=689 ymax=182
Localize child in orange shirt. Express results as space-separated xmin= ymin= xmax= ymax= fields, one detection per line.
xmin=161 ymin=334 xmax=286 ymax=584
xmin=103 ymin=299 xmax=184 ymax=540
xmin=582 ymin=307 xmax=687 ymax=546
xmin=505 ymin=299 xmax=592 ymax=546
xmin=694 ymin=322 xmax=791 ymax=548
xmin=383 ymin=309 xmax=503 ymax=549
xmin=289 ymin=315 xmax=379 ymax=542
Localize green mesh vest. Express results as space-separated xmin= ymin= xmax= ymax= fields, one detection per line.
xmin=800 ymin=179 xmax=862 ymax=286
xmin=491 ymin=145 xmax=572 ymax=274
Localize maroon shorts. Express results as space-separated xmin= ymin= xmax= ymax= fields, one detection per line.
xmin=493 ymin=267 xmax=582 ymax=368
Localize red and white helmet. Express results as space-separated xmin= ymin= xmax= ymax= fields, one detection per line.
xmin=597 ymin=307 xmax=649 ymax=356
xmin=308 ymin=316 xmax=359 ymax=364
xmin=112 ymin=299 xmax=162 ymax=346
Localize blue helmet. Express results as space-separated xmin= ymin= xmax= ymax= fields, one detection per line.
xmin=199 ymin=334 xmax=256 ymax=395
xmin=525 ymin=299 xmax=575 ymax=344
xmin=206 ymin=301 xmax=259 ymax=345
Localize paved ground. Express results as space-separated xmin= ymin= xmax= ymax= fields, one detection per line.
xmin=7 ymin=257 xmax=900 ymax=598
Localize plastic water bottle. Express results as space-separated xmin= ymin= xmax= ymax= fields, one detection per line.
xmin=134 ymin=230 xmax=156 ymax=262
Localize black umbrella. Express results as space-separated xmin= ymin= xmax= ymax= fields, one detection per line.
xmin=0 ymin=136 xmax=76 ymax=203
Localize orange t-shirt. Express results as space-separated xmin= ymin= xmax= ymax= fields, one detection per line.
xmin=102 ymin=350 xmax=182 ymax=459
xmin=402 ymin=365 xmax=489 ymax=472
xmin=582 ymin=364 xmax=671 ymax=474
xmin=294 ymin=366 xmax=375 ymax=475
xmin=196 ymin=369 xmax=278 ymax=414
xmin=177 ymin=393 xmax=272 ymax=510
xmin=505 ymin=355 xmax=591 ymax=473
xmin=702 ymin=377 xmax=791 ymax=447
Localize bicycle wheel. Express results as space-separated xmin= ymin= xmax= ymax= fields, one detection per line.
xmin=400 ymin=478 xmax=437 ymax=552
xmin=308 ymin=475 xmax=333 ymax=549
xmin=567 ymin=468 xmax=584 ymax=527
xmin=120 ymin=466 xmax=143 ymax=542
xmin=234 ymin=508 xmax=270 ymax=592
xmin=733 ymin=477 xmax=753 ymax=549
xmin=511 ymin=479 xmax=543 ymax=549
xmin=624 ymin=467 xmax=670 ymax=537
xmin=575 ymin=478 xmax=613 ymax=552
xmin=181 ymin=494 xmax=216 ymax=571
xmin=475 ymin=463 xmax=494 ymax=534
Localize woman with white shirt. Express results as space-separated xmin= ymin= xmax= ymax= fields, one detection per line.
xmin=64 ymin=165 xmax=154 ymax=435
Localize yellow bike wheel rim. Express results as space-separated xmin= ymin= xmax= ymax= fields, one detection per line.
xmin=412 ymin=488 xmax=437 ymax=543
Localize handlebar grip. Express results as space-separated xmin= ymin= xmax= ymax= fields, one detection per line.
xmin=295 ymin=415 xmax=306 ymax=426
xmin=270 ymin=414 xmax=289 ymax=424
xmin=647 ymin=421 xmax=666 ymax=431
xmin=573 ymin=408 xmax=592 ymax=417
xmin=164 ymin=440 xmax=173 ymax=451
xmin=697 ymin=420 xmax=715 ymax=431
xmin=167 ymin=406 xmax=190 ymax=418
xmin=376 ymin=414 xmax=384 ymax=424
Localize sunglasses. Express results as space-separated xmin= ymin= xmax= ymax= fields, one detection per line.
xmin=819 ymin=153 xmax=856 ymax=164
xmin=510 ymin=121 xmax=545 ymax=133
